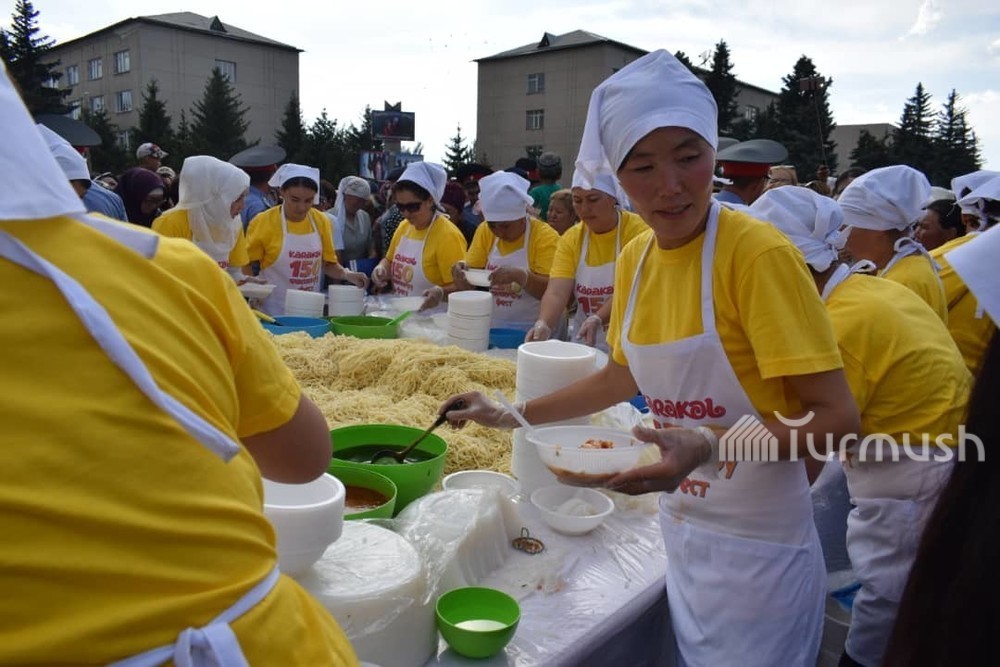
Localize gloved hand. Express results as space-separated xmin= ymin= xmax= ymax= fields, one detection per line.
xmin=524 ymin=319 xmax=552 ymax=343
xmin=451 ymin=260 xmax=469 ymax=287
xmin=371 ymin=264 xmax=389 ymax=288
xmin=604 ymin=424 xmax=714 ymax=495
xmin=345 ymin=270 xmax=369 ymax=290
xmin=421 ymin=285 xmax=445 ymax=310
xmin=489 ymin=266 xmax=528 ymax=288
xmin=439 ymin=391 xmax=523 ymax=430
xmin=575 ymin=314 xmax=604 ymax=347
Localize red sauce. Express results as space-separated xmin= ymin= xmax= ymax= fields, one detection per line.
xmin=344 ymin=485 xmax=390 ymax=511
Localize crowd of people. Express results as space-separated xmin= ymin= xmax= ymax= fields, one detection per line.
xmin=7 ymin=44 xmax=1000 ymax=666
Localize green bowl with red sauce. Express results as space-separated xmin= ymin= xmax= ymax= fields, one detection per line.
xmin=326 ymin=462 xmax=397 ymax=520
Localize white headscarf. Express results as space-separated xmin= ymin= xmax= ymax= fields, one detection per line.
xmin=173 ymin=156 xmax=249 ymax=263
xmin=398 ymin=161 xmax=447 ymax=207
xmin=955 ymin=173 xmax=1000 ymax=230
xmin=575 ymin=49 xmax=718 ymax=191
xmin=36 ymin=123 xmax=90 ymax=181
xmin=951 ymin=170 xmax=1000 ymax=217
xmin=478 ymin=171 xmax=533 ymax=221
xmin=330 ymin=176 xmax=371 ymax=248
xmin=0 ymin=64 xmax=85 ymax=220
xmin=750 ymin=186 xmax=844 ymax=272
xmin=571 ymin=161 xmax=631 ymax=209
xmin=838 ymin=165 xmax=931 ymax=232
xmin=268 ymin=163 xmax=320 ymax=204
xmin=946 ymin=223 xmax=1000 ymax=325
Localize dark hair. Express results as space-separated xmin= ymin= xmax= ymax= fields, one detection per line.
xmin=392 ymin=180 xmax=432 ymax=201
xmin=883 ymin=331 xmax=1000 ymax=666
xmin=833 ymin=167 xmax=866 ymax=196
xmin=926 ymin=199 xmax=965 ymax=235
xmin=280 ymin=176 xmax=318 ymax=192
xmin=70 ymin=179 xmax=92 ymax=190
xmin=319 ymin=179 xmax=337 ymax=203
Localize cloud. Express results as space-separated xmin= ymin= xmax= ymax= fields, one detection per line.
xmin=962 ymin=89 xmax=1000 ymax=168
xmin=905 ymin=0 xmax=943 ymax=38
xmin=990 ymin=37 xmax=1000 ymax=58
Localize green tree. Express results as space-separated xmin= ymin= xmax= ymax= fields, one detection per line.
xmin=276 ymin=91 xmax=307 ymax=163
xmin=673 ymin=50 xmax=698 ymax=74
xmin=771 ymin=56 xmax=837 ymax=176
xmin=134 ymin=79 xmax=174 ymax=154
xmin=849 ymin=129 xmax=894 ymax=171
xmin=0 ymin=0 xmax=69 ymax=114
xmin=704 ymin=40 xmax=740 ymax=134
xmin=82 ymin=108 xmax=129 ymax=175
xmin=442 ymin=124 xmax=472 ymax=177
xmin=931 ymin=89 xmax=981 ymax=186
xmin=172 ymin=109 xmax=193 ymax=165
xmin=889 ymin=83 xmax=935 ymax=175
xmin=300 ymin=109 xmax=356 ymax=183
xmin=188 ymin=67 xmax=250 ymax=159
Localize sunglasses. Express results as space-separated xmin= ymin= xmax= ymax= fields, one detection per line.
xmin=396 ymin=201 xmax=424 ymax=214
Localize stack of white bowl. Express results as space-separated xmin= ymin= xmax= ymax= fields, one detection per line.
xmin=446 ymin=291 xmax=492 ymax=352
xmin=512 ymin=341 xmax=600 ymax=494
xmin=284 ymin=289 xmax=326 ymax=318
xmin=328 ymin=285 xmax=365 ymax=317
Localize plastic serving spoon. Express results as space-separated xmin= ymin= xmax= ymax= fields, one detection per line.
xmin=387 ymin=309 xmax=413 ymax=327
xmin=369 ymin=398 xmax=466 ymax=464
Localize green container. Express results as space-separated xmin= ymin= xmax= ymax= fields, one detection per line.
xmin=436 ymin=586 xmax=520 ymax=659
xmin=329 ymin=424 xmax=448 ymax=512
xmin=327 ymin=315 xmax=399 ymax=339
xmin=327 ymin=462 xmax=397 ymax=520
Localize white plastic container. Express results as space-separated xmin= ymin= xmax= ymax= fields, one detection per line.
xmin=327 ymin=285 xmax=365 ymax=317
xmin=284 ymin=289 xmax=326 ymax=318
xmin=262 ymin=474 xmax=345 ymax=577
xmin=530 ymin=485 xmax=615 ymax=535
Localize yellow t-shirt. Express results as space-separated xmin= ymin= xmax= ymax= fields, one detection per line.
xmin=607 ymin=208 xmax=843 ymax=419
xmin=386 ymin=214 xmax=468 ymax=287
xmin=881 ymin=253 xmax=948 ymax=323
xmin=550 ymin=210 xmax=648 ymax=279
xmin=0 ymin=216 xmax=356 ymax=665
xmin=246 ymin=205 xmax=339 ymax=270
xmin=826 ymin=274 xmax=971 ymax=447
xmin=152 ymin=207 xmax=250 ymax=267
xmin=932 ymin=234 xmax=997 ymax=374
xmin=466 ymin=216 xmax=559 ymax=275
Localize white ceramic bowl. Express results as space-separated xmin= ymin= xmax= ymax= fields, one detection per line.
xmin=526 ymin=425 xmax=653 ymax=487
xmin=238 ymin=282 xmax=276 ymax=300
xmin=530 ymin=485 xmax=614 ymax=535
xmin=263 ymin=474 xmax=345 ymax=577
xmin=464 ymin=268 xmax=492 ymax=287
xmin=443 ymin=470 xmax=521 ymax=498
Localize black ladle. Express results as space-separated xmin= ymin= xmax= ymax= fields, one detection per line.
xmin=369 ymin=399 xmax=466 ymax=464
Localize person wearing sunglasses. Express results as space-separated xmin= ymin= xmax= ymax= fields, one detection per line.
xmin=371 ymin=162 xmax=467 ymax=310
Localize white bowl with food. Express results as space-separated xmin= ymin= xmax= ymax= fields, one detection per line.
xmin=525 ymin=425 xmax=653 ymax=487
xmin=464 ymin=268 xmax=492 ymax=287
xmin=442 ymin=470 xmax=521 ymax=499
xmin=263 ymin=473 xmax=345 ymax=577
xmin=530 ymin=485 xmax=614 ymax=535
xmin=238 ymin=282 xmax=276 ymax=300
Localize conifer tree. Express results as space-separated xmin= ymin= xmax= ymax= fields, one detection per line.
xmin=442 ymin=124 xmax=472 ymax=177
xmin=188 ymin=67 xmax=250 ymax=159
xmin=134 ymin=79 xmax=174 ymax=153
xmin=276 ymin=91 xmax=307 ymax=163
xmin=890 ymin=83 xmax=935 ymax=175
xmin=771 ymin=56 xmax=837 ymax=176
xmin=931 ymin=89 xmax=981 ymax=185
xmin=82 ymin=108 xmax=129 ymax=175
xmin=850 ymin=129 xmax=894 ymax=171
xmin=704 ymin=40 xmax=740 ymax=134
xmin=0 ymin=0 xmax=69 ymax=114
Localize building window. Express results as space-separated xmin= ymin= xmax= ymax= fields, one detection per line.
xmin=42 ymin=75 xmax=59 ymax=89
xmin=527 ymin=72 xmax=545 ymax=95
xmin=88 ymin=57 xmax=102 ymax=80
xmin=115 ymin=90 xmax=133 ymax=113
xmin=744 ymin=105 xmax=759 ymax=122
xmin=65 ymin=64 xmax=79 ymax=86
xmin=525 ymin=145 xmax=543 ymax=160
xmin=114 ymin=50 xmax=130 ymax=74
xmin=525 ymin=109 xmax=544 ymax=131
xmin=90 ymin=95 xmax=105 ymax=113
xmin=215 ymin=59 xmax=236 ymax=82
xmin=116 ymin=131 xmax=131 ymax=150
xmin=67 ymin=100 xmax=81 ymax=120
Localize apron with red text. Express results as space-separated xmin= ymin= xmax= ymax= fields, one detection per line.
xmin=390 ymin=217 xmax=438 ymax=297
xmin=571 ymin=214 xmax=621 ymax=352
xmin=258 ymin=206 xmax=324 ymax=316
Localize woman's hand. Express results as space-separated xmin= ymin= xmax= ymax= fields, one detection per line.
xmin=371 ymin=263 xmax=389 ymax=288
xmin=605 ymin=424 xmax=713 ymax=495
xmin=345 ymin=270 xmax=369 ymax=290
xmin=576 ymin=314 xmax=604 ymax=346
xmin=525 ymin=319 xmax=552 ymax=343
xmin=489 ymin=266 xmax=528 ymax=288
xmin=451 ymin=260 xmax=471 ymax=290
xmin=421 ymin=286 xmax=445 ymax=310
xmin=438 ymin=391 xmax=522 ymax=430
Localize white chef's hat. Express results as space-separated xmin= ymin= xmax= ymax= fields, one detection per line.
xmin=838 ymin=165 xmax=931 ymax=232
xmin=478 ymin=171 xmax=533 ymax=221
xmin=957 ymin=175 xmax=1000 ymax=219
xmin=398 ymin=161 xmax=447 ymax=206
xmin=574 ymin=49 xmax=718 ymax=191
xmin=571 ymin=160 xmax=631 ymax=209
xmin=750 ymin=186 xmax=845 ymax=272
xmin=268 ymin=163 xmax=321 ymax=204
xmin=36 ymin=123 xmax=90 ymax=182
xmin=946 ymin=223 xmax=1000 ymax=326
xmin=951 ymin=170 xmax=1000 ymax=213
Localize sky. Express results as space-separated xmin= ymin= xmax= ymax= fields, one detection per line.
xmin=33 ymin=0 xmax=1000 ymax=169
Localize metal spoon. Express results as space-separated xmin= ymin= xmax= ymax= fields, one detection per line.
xmin=369 ymin=399 xmax=466 ymax=464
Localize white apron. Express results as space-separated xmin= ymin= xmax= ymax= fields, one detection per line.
xmin=571 ymin=215 xmax=621 ymax=352
xmin=390 ymin=217 xmax=438 ymax=297
xmin=879 ymin=236 xmax=940 ymax=276
xmin=258 ymin=207 xmax=324 ymax=316
xmin=487 ymin=217 xmax=541 ymax=331
xmin=620 ymin=202 xmax=824 ymax=667
xmin=0 ymin=214 xmax=278 ymax=667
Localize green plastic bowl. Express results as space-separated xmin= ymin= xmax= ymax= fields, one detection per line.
xmin=436 ymin=586 xmax=520 ymax=659
xmin=326 ymin=462 xmax=398 ymax=520
xmin=329 ymin=424 xmax=448 ymax=512
xmin=327 ymin=315 xmax=399 ymax=339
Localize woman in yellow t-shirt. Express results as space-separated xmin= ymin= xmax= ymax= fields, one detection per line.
xmin=371 ymin=161 xmax=467 ymax=310
xmin=452 ymin=170 xmax=559 ymax=332
xmin=246 ymin=164 xmax=367 ymax=316
xmin=526 ymin=167 xmax=647 ymax=350
xmin=840 ymin=166 xmax=947 ymax=322
xmin=153 ymin=155 xmax=252 ymax=279
xmin=545 ymin=188 xmax=579 ymax=235
xmin=752 ymin=186 xmax=970 ymax=667
xmin=441 ymin=50 xmax=860 ymax=667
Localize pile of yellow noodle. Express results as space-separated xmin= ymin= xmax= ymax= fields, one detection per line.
xmin=271 ymin=333 xmax=517 ymax=475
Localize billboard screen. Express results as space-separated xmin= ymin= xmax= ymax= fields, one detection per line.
xmin=371 ymin=110 xmax=416 ymax=141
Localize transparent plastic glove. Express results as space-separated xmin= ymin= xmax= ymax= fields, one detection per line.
xmin=605 ymin=424 xmax=713 ymax=495
xmin=345 ymin=269 xmax=369 ymax=290
xmin=421 ymin=285 xmax=445 ymax=310
xmin=451 ymin=260 xmax=469 ymax=288
xmin=524 ymin=319 xmax=552 ymax=343
xmin=438 ymin=391 xmax=523 ymax=430
xmin=371 ymin=264 xmax=389 ymax=288
xmin=489 ymin=266 xmax=528 ymax=288
xmin=576 ymin=314 xmax=603 ymax=347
